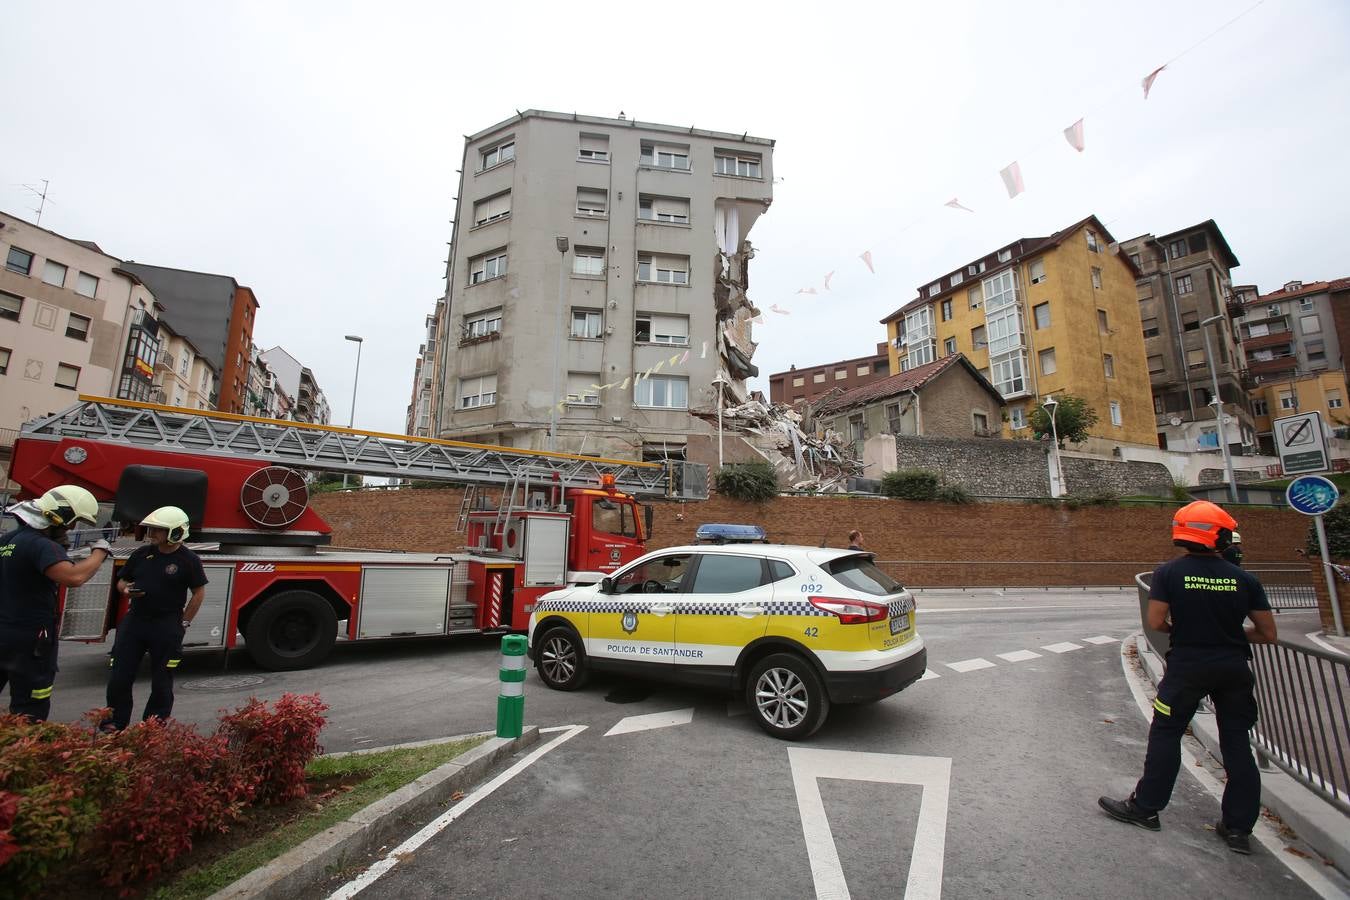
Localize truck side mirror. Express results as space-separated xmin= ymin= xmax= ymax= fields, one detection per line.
xmin=600 ymin=577 xmax=614 ymax=594
xmin=643 ymin=505 xmax=654 ymax=538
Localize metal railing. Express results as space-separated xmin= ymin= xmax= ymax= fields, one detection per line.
xmin=1246 ymin=566 xmax=1320 ymax=610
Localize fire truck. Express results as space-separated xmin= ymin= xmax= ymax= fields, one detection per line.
xmin=6 ymin=395 xmax=708 ymax=670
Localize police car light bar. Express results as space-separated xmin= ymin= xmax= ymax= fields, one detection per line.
xmin=694 ymin=523 xmax=768 ymax=544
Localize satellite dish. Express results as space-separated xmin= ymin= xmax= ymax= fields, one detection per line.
xmin=1169 ymin=416 xmax=1182 ymax=427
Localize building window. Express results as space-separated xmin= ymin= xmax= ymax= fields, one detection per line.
xmin=480 ymin=140 xmax=515 ymax=170
xmin=72 ymin=272 xmax=97 ymax=299
xmin=1033 ymin=302 xmax=1050 ymax=330
xmin=1103 ymin=354 xmax=1115 ymax=378
xmin=813 ymin=372 xmax=825 ymax=384
xmin=926 ymin=283 xmax=940 ymax=298
xmin=0 ymin=290 xmax=21 ymax=322
xmin=1279 ymin=390 xmax=1296 ymax=410
xmin=1110 ymin=401 xmax=1122 ymax=426
xmin=941 ymin=299 xmax=952 ymax=321
xmin=1029 ymin=258 xmax=1046 ymax=284
xmin=854 ymin=365 xmax=867 ymax=376
xmin=469 ymin=251 xmax=507 ymax=284
xmin=951 ymin=271 xmax=964 ymax=286
xmin=1089 ymin=267 xmax=1101 ymax=290
xmin=573 ymin=247 xmax=606 ymax=277
xmin=1168 ymin=239 xmax=1187 ymax=260
xmin=578 ymin=133 xmax=609 ymax=162
xmin=1142 ymin=317 xmax=1159 ymax=338
xmin=943 ymin=337 xmax=957 ymax=356
xmin=463 ymin=308 xmax=502 ymax=339
xmin=1252 ymin=399 xmax=1268 ymax=416
xmin=1328 ymin=391 xmax=1343 ymax=409
xmin=472 ymin=192 xmax=511 ymax=226
xmin=0 ymin=346 xmax=9 ymax=375
xmin=5 ymin=247 xmax=33 ymax=275
xmin=968 ymin=286 xmax=981 ymax=309
xmin=66 ymin=312 xmax=91 ymax=341
xmin=1039 ymin=348 xmax=1057 ymax=375
xmin=638 ymin=196 xmax=690 ymax=224
xmin=570 ymin=308 xmax=603 ymax=338
xmin=1097 ymin=309 xmax=1109 ymax=332
xmin=971 ymin=324 xmax=986 ymax=348
xmin=637 ymin=254 xmax=689 ymax=285
xmin=635 ymin=313 xmax=689 ymax=345
xmin=640 ymin=141 xmax=690 ymax=170
xmin=714 ymin=151 xmax=762 ymax=178
xmin=634 ymin=374 xmax=689 ymax=409
xmin=1175 ymin=274 xmax=1194 ymax=294
xmin=792 ymin=376 xmax=804 ymax=388
xmin=1301 ymin=314 xmax=1322 ymax=334
xmin=1181 ymin=311 xmax=1199 ymax=331
xmin=991 ymin=353 xmax=1026 ymax=397
xmin=1009 ymin=406 xmax=1026 ymax=429
xmin=995 ymin=249 xmax=1011 ymax=264
xmin=1299 ymin=297 xmax=1315 ymax=312
xmin=42 ymin=259 xmax=68 ymax=287
xmin=458 ymin=374 xmax=497 ymax=409
xmin=1129 ymin=253 xmax=1141 ymax=269
xmin=973 ymin=411 xmax=990 ymax=434
xmin=982 ymin=270 xmax=1016 ymax=312
xmin=566 ymin=372 xmax=601 ymax=405
xmin=55 ymin=362 xmax=81 ymax=390
xmin=1086 ymin=231 xmax=1101 ymax=253
xmin=576 ymin=188 xmax=607 ymax=217
xmin=1186 ymin=348 xmax=1206 ymax=369
xmin=834 ymin=369 xmax=847 ymax=380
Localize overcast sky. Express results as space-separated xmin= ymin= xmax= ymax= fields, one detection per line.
xmin=5 ymin=0 xmax=1347 ymax=435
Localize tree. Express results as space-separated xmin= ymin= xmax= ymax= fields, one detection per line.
xmin=1029 ymin=395 xmax=1099 ymax=447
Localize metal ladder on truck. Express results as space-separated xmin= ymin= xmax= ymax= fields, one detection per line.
xmin=18 ymin=395 xmax=710 ymax=501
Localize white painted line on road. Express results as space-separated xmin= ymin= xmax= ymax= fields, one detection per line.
xmin=997 ymin=650 xmax=1042 ymax=663
xmin=1117 ymin=637 xmax=1344 ymax=899
xmin=1305 ymin=631 xmax=1348 ymax=657
xmin=946 ymin=657 xmax=995 ymax=673
xmin=327 ymin=724 xmax=587 ymax=900
xmin=919 ymin=668 xmax=941 ymax=681
xmin=604 ymin=707 xmax=695 ymax=737
xmin=789 ymin=747 xmax=951 ymax=900
xmin=539 ymin=725 xmax=575 ymax=733
xmin=1082 ymin=635 xmax=1118 ymax=645
xmin=918 ymin=604 xmax=1125 ymax=613
xmin=1042 ymin=642 xmax=1082 ymax=654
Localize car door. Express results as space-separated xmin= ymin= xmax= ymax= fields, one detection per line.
xmin=673 ymin=552 xmax=772 ymax=679
xmin=585 ymin=552 xmax=692 ymax=669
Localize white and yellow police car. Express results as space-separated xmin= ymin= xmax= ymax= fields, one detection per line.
xmin=527 ymin=528 xmax=926 ymax=739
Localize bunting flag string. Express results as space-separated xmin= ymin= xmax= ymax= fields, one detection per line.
xmin=795 ymin=287 xmax=817 ymax=295
xmin=823 ymin=271 xmax=835 ymax=290
xmin=770 ymin=304 xmax=791 ymax=315
xmin=1063 ymin=118 xmax=1085 ymax=153
xmin=1141 ymin=65 xmax=1166 ymax=99
xmin=998 ymin=161 xmax=1025 ymax=199
xmin=858 ymin=250 xmax=875 ymax=274
xmin=944 ymin=198 xmax=974 ymax=213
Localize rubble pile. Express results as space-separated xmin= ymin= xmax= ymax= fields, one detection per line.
xmin=710 ymin=399 xmax=865 ymax=492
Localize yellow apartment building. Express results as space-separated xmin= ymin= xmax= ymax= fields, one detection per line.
xmin=881 ymin=215 xmax=1156 ymax=449
xmin=1249 ymin=371 xmax=1350 ymax=450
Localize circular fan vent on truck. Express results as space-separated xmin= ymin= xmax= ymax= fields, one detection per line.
xmin=240 ymin=466 xmax=310 ymax=528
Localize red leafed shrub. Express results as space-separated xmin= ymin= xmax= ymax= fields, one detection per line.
xmin=0 ymin=792 xmax=19 ymax=868
xmin=218 ymin=693 xmax=328 ymax=804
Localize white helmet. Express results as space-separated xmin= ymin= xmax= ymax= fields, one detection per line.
xmin=6 ymin=485 xmax=101 ymax=530
xmin=140 ymin=506 xmax=190 ymax=544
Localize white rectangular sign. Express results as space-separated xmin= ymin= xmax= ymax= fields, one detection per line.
xmin=1274 ymin=410 xmax=1329 ymax=476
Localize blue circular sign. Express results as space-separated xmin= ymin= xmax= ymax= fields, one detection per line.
xmin=1286 ymin=475 xmax=1340 ymax=516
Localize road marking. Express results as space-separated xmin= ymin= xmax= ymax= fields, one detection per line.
xmin=1305 ymin=631 xmax=1348 ymax=657
xmin=604 ymin=708 xmax=695 ymax=736
xmin=997 ymin=650 xmax=1042 ymax=663
xmin=1082 ymin=635 xmax=1118 ymax=645
xmin=1042 ymin=642 xmax=1082 ymax=653
xmin=327 ymin=724 xmax=587 ymax=899
xmin=946 ymin=657 xmax=995 ymax=673
xmin=919 ymin=668 xmax=941 ymax=681
xmin=789 ymin=747 xmax=951 ymax=900
xmin=1117 ymin=636 xmax=1344 ymax=899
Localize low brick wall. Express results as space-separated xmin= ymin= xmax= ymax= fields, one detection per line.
xmin=312 ymin=489 xmax=1309 ymax=588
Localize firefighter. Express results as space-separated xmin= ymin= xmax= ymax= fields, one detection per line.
xmin=1221 ymin=531 xmax=1244 ymax=567
xmin=102 ymin=507 xmax=207 ymax=731
xmin=0 ymin=486 xmax=111 ymax=720
xmin=1098 ymin=500 xmax=1277 ymax=855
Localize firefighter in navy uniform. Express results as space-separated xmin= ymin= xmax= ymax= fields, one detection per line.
xmin=102 ymin=507 xmax=207 ymax=731
xmin=0 ymin=486 xmax=111 ymax=720
xmin=1099 ymin=500 xmax=1278 ymax=855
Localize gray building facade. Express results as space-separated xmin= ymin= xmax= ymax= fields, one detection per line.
xmin=432 ymin=110 xmax=773 ymax=459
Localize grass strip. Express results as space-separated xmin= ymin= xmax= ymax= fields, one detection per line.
xmin=151 ymin=734 xmax=488 ymax=900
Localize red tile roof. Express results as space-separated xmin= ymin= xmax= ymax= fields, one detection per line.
xmin=814 ymin=353 xmax=1004 ymax=416
xmin=1251 ymin=277 xmax=1350 ymax=304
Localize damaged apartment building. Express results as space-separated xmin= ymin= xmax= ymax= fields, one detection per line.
xmin=425 ymin=110 xmax=773 ymax=462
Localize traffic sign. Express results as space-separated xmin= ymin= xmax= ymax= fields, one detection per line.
xmin=1286 ymin=474 xmax=1340 ymax=516
xmin=1274 ymin=410 xmax=1330 ymax=476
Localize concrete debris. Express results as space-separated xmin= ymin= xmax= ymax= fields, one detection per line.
xmin=710 ymin=400 xmax=864 ymax=493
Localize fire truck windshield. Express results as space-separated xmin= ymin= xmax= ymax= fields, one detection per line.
xmin=592 ymin=498 xmax=638 ymax=538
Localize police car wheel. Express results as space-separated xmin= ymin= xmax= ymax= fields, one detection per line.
xmin=536 ymin=627 xmax=588 ymax=691
xmin=746 ymin=653 xmax=830 ymax=740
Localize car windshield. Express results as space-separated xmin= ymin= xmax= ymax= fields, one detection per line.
xmin=823 ymin=555 xmax=904 ymax=596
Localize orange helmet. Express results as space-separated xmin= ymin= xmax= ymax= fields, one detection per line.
xmin=1171 ymin=500 xmax=1237 ymax=550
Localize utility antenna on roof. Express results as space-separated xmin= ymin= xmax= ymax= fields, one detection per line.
xmin=20 ymin=179 xmax=53 ymax=225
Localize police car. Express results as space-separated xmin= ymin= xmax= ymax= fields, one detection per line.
xmin=527 ymin=526 xmax=926 ymax=739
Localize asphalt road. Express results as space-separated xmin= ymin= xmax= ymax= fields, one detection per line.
xmin=41 ymin=590 xmax=1339 ymax=898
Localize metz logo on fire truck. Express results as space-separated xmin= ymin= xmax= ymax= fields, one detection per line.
xmin=239 ymin=563 xmax=277 ymax=573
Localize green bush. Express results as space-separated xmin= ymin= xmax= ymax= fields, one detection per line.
xmin=713 ymin=462 xmax=778 ymax=502
xmin=880 ymin=469 xmax=940 ymax=500
xmin=1306 ymin=502 xmax=1350 ymax=558
xmin=1170 ymin=480 xmax=1192 ymax=502
xmin=934 ymin=484 xmax=973 ymax=504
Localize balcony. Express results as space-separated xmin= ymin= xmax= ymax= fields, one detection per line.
xmin=1247 ymin=356 xmax=1298 ymax=378
xmin=1241 ymin=331 xmax=1294 ymax=352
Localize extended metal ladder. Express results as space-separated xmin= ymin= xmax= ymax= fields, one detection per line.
xmin=20 ymin=396 xmax=710 ymax=500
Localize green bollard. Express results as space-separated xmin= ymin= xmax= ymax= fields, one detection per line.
xmin=497 ymin=634 xmax=528 ymax=738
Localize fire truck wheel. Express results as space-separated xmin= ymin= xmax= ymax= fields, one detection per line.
xmin=535 ymin=626 xmax=589 ymax=691
xmin=245 ymin=590 xmax=339 ymax=671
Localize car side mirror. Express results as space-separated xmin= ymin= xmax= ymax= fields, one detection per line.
xmin=600 ymin=577 xmax=614 ymax=594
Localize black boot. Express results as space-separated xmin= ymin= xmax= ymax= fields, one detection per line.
xmin=1216 ymin=821 xmax=1252 ymax=855
xmin=1097 ymin=794 xmax=1161 ymax=831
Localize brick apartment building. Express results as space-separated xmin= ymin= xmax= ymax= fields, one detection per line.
xmin=767 ymin=342 xmax=890 ymax=405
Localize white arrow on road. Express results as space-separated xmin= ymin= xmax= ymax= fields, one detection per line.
xmin=789 ymin=747 xmax=952 ymax=900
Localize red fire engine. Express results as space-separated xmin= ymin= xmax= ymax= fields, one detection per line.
xmin=6 ymin=396 xmax=707 ymax=670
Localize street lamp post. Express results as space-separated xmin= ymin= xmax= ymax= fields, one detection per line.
xmin=711 ymin=372 xmax=728 ymax=467
xmin=548 ymin=237 xmax=570 ymax=452
xmin=1042 ymin=396 xmax=1065 ymax=498
xmin=1200 ymin=313 xmax=1239 ymax=503
xmin=342 ymin=335 xmax=363 ymax=489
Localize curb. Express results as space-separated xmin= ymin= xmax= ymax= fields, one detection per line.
xmin=207 ymin=726 xmax=541 ymax=900
xmin=1133 ymin=636 xmax=1350 ymax=876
